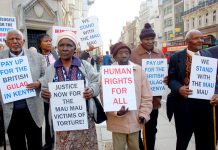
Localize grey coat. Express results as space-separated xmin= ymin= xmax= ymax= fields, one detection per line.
xmin=0 ymin=49 xmax=46 ymax=131
xmin=41 ymin=59 xmax=99 ymax=97
xmin=41 ymin=58 xmax=100 ymax=128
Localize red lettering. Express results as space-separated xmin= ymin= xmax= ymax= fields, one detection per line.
xmin=111 ymin=88 xmax=127 ymax=94
xmin=113 ymin=98 xmax=128 ymax=105
xmin=7 ymin=81 xmax=28 ymax=90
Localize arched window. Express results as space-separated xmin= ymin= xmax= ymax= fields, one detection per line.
xmin=205 ymin=13 xmax=208 ymax=24
xmin=192 ymin=18 xmax=195 ymax=28
xmin=213 ymin=10 xmax=216 ymax=22
xmin=199 ymin=16 xmax=201 ymax=26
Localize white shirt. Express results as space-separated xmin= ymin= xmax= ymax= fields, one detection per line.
xmin=187 ymin=49 xmax=200 ymax=56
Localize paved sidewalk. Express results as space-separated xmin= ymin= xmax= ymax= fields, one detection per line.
xmin=0 ymin=102 xmax=205 ymax=150
xmin=96 ymin=101 xmax=195 ymax=150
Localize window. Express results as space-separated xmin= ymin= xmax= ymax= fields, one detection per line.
xmin=213 ymin=10 xmax=216 ymax=22
xmin=186 ymin=20 xmax=189 ymax=30
xmin=205 ymin=13 xmax=208 ymax=24
xmin=163 ymin=6 xmax=172 ymax=15
xmin=192 ymin=18 xmax=195 ymax=28
xmin=199 ymin=16 xmax=201 ymax=26
xmin=164 ymin=17 xmax=173 ymax=27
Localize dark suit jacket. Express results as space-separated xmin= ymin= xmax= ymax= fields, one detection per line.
xmin=207 ymin=46 xmax=218 ymax=94
xmin=166 ymin=49 xmax=212 ymax=121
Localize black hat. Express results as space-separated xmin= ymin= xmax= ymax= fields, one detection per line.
xmin=139 ymin=23 xmax=156 ymax=40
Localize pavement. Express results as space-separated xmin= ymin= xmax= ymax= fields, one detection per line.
xmin=0 ymin=101 xmax=201 ymax=150
xmin=96 ymin=101 xmax=195 ymax=150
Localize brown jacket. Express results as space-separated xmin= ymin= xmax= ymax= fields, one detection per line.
xmin=130 ymin=44 xmax=165 ymax=109
xmin=103 ymin=61 xmax=153 ymax=134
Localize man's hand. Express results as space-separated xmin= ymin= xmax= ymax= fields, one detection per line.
xmin=41 ymin=89 xmax=51 ymax=102
xmin=210 ymin=94 xmax=218 ymax=106
xmin=163 ymin=76 xmax=168 ymax=85
xmin=179 ymin=86 xmax=192 ymax=98
xmin=117 ymin=105 xmax=129 ymax=116
xmin=83 ymin=87 xmax=93 ymax=100
xmin=26 ymin=81 xmax=41 ymax=90
xmin=139 ymin=116 xmax=146 ymax=124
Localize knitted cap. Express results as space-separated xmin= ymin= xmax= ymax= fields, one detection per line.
xmin=56 ymin=31 xmax=78 ymax=50
xmin=110 ymin=42 xmax=131 ymax=57
xmin=139 ymin=23 xmax=156 ymax=40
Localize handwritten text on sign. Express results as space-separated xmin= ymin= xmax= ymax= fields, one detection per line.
xmin=0 ymin=16 xmax=16 ymax=44
xmin=142 ymin=59 xmax=168 ymax=96
xmin=0 ymin=56 xmax=36 ymax=103
xmin=49 ymin=80 xmax=88 ymax=131
xmin=102 ymin=65 xmax=137 ymax=112
xmin=52 ymin=26 xmax=77 ymax=47
xmin=75 ymin=16 xmax=103 ymax=50
xmin=189 ymin=56 xmax=217 ymax=100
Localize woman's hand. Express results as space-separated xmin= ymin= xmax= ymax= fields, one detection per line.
xmin=41 ymin=89 xmax=51 ymax=102
xmin=83 ymin=87 xmax=93 ymax=100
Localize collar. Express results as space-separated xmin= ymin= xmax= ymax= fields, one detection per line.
xmin=9 ymin=49 xmax=24 ymax=57
xmin=187 ymin=49 xmax=200 ymax=56
xmin=54 ymin=56 xmax=81 ymax=68
xmin=43 ymin=52 xmax=52 ymax=57
xmin=136 ymin=44 xmax=159 ymax=55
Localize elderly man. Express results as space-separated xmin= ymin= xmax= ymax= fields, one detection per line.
xmin=0 ymin=30 xmax=46 ymax=150
xmin=130 ymin=23 xmax=164 ymax=150
xmin=167 ymin=29 xmax=214 ymax=150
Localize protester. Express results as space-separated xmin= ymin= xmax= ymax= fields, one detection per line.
xmin=101 ymin=42 xmax=153 ymax=150
xmin=207 ymin=45 xmax=218 ymax=143
xmin=40 ymin=31 xmax=99 ymax=150
xmin=130 ymin=23 xmax=164 ymax=150
xmin=0 ymin=29 xmax=46 ymax=150
xmin=167 ymin=29 xmax=214 ymax=150
xmin=37 ymin=34 xmax=59 ymax=150
xmin=103 ymin=51 xmax=112 ymax=65
xmin=96 ymin=55 xmax=103 ymax=72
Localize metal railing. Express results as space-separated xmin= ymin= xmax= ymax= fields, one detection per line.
xmin=182 ymin=0 xmax=218 ymax=16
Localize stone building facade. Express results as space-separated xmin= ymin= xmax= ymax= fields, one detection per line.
xmin=0 ymin=0 xmax=93 ymax=48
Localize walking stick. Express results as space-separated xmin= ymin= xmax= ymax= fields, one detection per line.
xmin=143 ymin=126 xmax=147 ymax=150
xmin=213 ymin=106 xmax=217 ymax=150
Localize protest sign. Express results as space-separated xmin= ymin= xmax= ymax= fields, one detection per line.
xmin=142 ymin=59 xmax=168 ymax=96
xmin=52 ymin=26 xmax=77 ymax=47
xmin=102 ymin=65 xmax=137 ymax=112
xmin=0 ymin=16 xmax=16 ymax=44
xmin=49 ymin=80 xmax=88 ymax=131
xmin=189 ymin=55 xmax=217 ymax=100
xmin=74 ymin=16 xmax=103 ymax=50
xmin=0 ymin=56 xmax=36 ymax=103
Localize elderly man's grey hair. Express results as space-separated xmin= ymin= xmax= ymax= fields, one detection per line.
xmin=5 ymin=29 xmax=24 ymax=40
xmin=185 ymin=29 xmax=202 ymax=40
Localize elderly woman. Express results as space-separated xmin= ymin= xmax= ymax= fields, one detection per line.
xmin=41 ymin=31 xmax=99 ymax=150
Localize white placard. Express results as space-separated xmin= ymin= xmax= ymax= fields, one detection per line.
xmin=52 ymin=26 xmax=77 ymax=47
xmin=49 ymin=80 xmax=88 ymax=131
xmin=0 ymin=16 xmax=16 ymax=44
xmin=189 ymin=55 xmax=217 ymax=100
xmin=142 ymin=59 xmax=168 ymax=96
xmin=102 ymin=65 xmax=137 ymax=112
xmin=0 ymin=56 xmax=36 ymax=103
xmin=75 ymin=16 xmax=103 ymax=50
